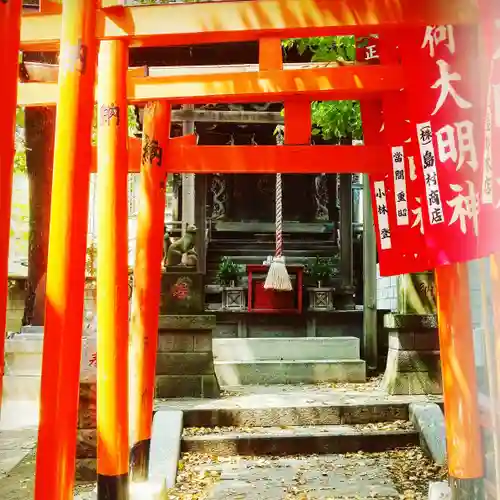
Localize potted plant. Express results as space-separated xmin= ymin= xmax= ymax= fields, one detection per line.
xmin=305 ymin=256 xmax=337 ymax=311
xmin=216 ymin=257 xmax=246 ymax=311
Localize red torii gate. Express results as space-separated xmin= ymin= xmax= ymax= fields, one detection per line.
xmin=0 ymin=1 xmax=488 ymax=500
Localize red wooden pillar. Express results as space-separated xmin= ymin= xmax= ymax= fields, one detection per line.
xmin=34 ymin=1 xmax=98 ymax=499
xmin=0 ymin=0 xmax=22 ymax=412
xmin=129 ymin=101 xmax=171 ymax=480
xmin=436 ymin=263 xmax=484 ymax=497
xmin=96 ymin=40 xmax=130 ymax=500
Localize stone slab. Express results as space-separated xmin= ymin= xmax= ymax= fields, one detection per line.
xmin=158 ymin=314 xmax=216 ymax=331
xmin=384 ymin=348 xmax=441 ymax=375
xmin=382 ymin=370 xmax=442 ymax=395
xmin=384 ymin=314 xmax=438 ymax=331
xmin=214 ymin=359 xmax=366 ymax=386
xmin=156 ymin=385 xmax=443 ymax=411
xmin=212 ymin=337 xmax=360 ymax=362
xmin=156 ymin=374 xmax=220 ymax=399
xmin=149 ymin=409 xmax=184 ymax=490
xmin=0 ymin=428 xmax=37 ymax=479
xmin=156 ymin=352 xmax=215 ymax=376
xmin=428 ymin=481 xmax=451 ymax=499
xmin=388 ymin=331 xmax=440 ymax=351
xmin=75 ymin=458 xmax=97 ymax=483
xmin=182 ymin=425 xmax=419 ymax=456
xmin=409 ymin=403 xmax=447 ymax=466
xmin=200 ymin=454 xmax=400 ymax=499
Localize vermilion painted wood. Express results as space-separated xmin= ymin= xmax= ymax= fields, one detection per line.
xmin=17 ymin=64 xmax=405 ymax=107
xmin=129 ymin=101 xmax=171 ymax=478
xmin=435 ymin=263 xmax=483 ymax=480
xmin=166 ymin=144 xmax=390 ymax=174
xmin=20 ymin=0 xmax=478 ymax=51
xmin=34 ymin=1 xmax=98 ymax=499
xmin=89 ymin=134 xmax=196 ymax=174
xmin=0 ymin=0 xmax=22 ymax=421
xmin=95 ymin=39 xmax=130 ymax=484
xmin=90 ymin=139 xmax=388 ymax=174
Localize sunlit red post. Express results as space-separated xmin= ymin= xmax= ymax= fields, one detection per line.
xmin=435 ymin=263 xmax=484 ymax=496
xmin=34 ymin=1 xmax=98 ymax=499
xmin=130 ymin=101 xmax=171 ymax=480
xmin=397 ymin=24 xmax=485 ymax=496
xmin=96 ymin=39 xmax=130 ymax=499
xmin=0 ymin=0 xmax=22 ymax=414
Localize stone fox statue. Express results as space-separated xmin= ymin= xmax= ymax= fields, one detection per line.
xmin=166 ymin=224 xmax=198 ymax=267
xmin=163 ymin=225 xmax=171 ymax=268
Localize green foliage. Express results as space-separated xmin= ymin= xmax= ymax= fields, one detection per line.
xmin=14 ymin=107 xmax=26 ymax=173
xmin=305 ymin=256 xmax=337 ymax=284
xmin=283 ymin=36 xmax=356 ymax=63
xmin=282 ymin=36 xmax=362 ymax=142
xmin=216 ymin=256 xmax=245 ymax=286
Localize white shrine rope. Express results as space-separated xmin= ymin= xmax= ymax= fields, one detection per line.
xmin=275 ymin=173 xmax=283 ymax=258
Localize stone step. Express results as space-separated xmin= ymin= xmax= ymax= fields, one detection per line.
xmin=175 ymin=401 xmax=413 ymax=428
xmin=214 ymin=359 xmax=366 ymax=386
xmin=3 ymin=375 xmax=41 ymax=402
xmin=207 ymin=248 xmax=338 ymax=259
xmin=213 ymin=337 xmax=361 ymax=362
xmin=181 ymin=424 xmax=419 ymax=456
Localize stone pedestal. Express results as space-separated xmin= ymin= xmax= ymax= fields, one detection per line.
xmin=76 ymin=381 xmax=97 ymax=482
xmin=155 ymin=315 xmax=220 ymax=398
xmin=382 ymin=314 xmax=442 ymax=395
xmin=398 ymin=271 xmax=436 ymax=314
xmin=160 ymin=268 xmax=204 ymax=315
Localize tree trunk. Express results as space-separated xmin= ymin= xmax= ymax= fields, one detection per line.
xmin=22 ymin=107 xmax=55 ymax=326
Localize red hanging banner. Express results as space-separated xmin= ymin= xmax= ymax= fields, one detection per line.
xmin=478 ymin=3 xmax=500 ymax=256
xmin=358 ymin=35 xmax=434 ymax=276
xmin=400 ymin=25 xmax=483 ymax=266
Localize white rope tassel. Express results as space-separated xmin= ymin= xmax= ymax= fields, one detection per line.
xmin=264 ymin=173 xmax=292 ymax=291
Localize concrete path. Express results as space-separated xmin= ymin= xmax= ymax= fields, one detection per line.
xmin=0 ymin=402 xmax=38 ymax=500
xmin=195 ymin=454 xmax=400 ymax=499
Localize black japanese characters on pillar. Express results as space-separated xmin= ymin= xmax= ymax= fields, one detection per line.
xmin=142 ymin=133 xmax=163 ymax=167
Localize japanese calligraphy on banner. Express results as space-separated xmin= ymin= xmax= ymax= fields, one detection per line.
xmin=373 ymin=180 xmax=392 ymax=250
xmin=358 ymin=35 xmax=434 ymax=276
xmin=478 ymin=2 xmax=500 ymax=256
xmin=355 ymin=36 xmax=379 ymax=64
xmin=400 ymin=25 xmax=483 ymax=266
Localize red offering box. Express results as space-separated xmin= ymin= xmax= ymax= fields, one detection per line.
xmin=247 ymin=264 xmax=303 ymax=314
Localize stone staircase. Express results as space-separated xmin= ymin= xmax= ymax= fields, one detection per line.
xmin=153 ymin=386 xmax=443 ymax=499
xmin=212 ymin=337 xmax=366 ymax=385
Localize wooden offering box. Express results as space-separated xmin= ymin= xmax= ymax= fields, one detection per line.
xmin=247 ymin=264 xmax=303 ymax=314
